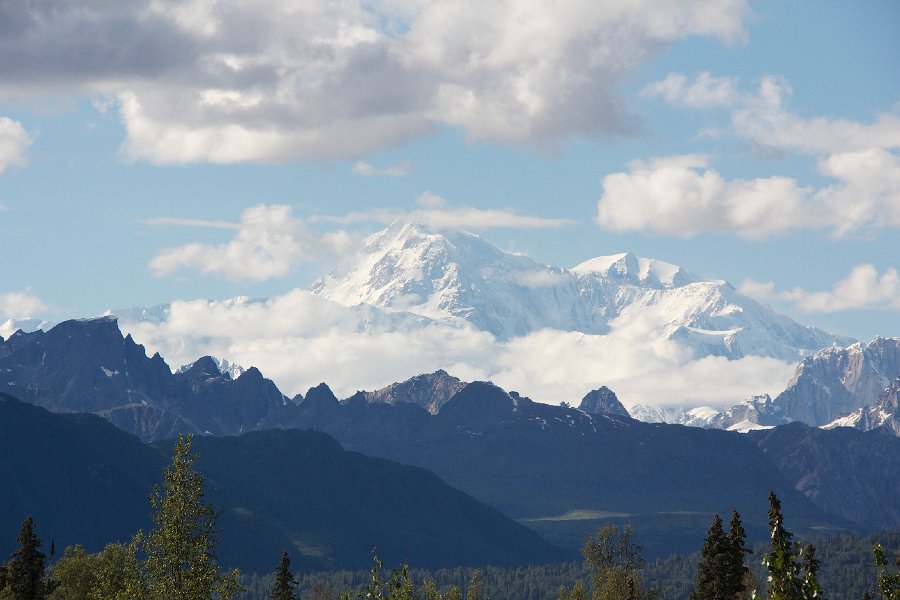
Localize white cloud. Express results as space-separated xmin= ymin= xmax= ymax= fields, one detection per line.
xmin=630 ymin=73 xmax=900 ymax=238
xmin=120 ymin=288 xmax=793 ymax=408
xmin=0 ymin=117 xmax=31 ymax=175
xmin=515 ymin=269 xmax=570 ymax=288
xmin=0 ymin=290 xmax=47 ymax=318
xmin=149 ymin=204 xmax=354 ymax=281
xmin=312 ymin=193 xmax=574 ymax=231
xmin=0 ymin=0 xmax=749 ymax=162
xmin=596 ymin=155 xmax=814 ymax=238
xmin=741 ymin=264 xmax=900 ymax=313
xmin=353 ymin=160 xmax=412 ymax=177
xmin=641 ymin=72 xmax=740 ymax=108
xmin=731 ymin=77 xmax=900 ymax=155
xmin=596 ymin=150 xmax=900 ymax=238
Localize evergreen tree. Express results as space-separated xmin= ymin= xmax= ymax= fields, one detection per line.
xmin=271 ymin=552 xmax=297 ymax=600
xmin=6 ymin=516 xmax=47 ymax=600
xmin=143 ymin=434 xmax=241 ymax=600
xmin=690 ymin=514 xmax=731 ymax=600
xmin=727 ymin=509 xmax=751 ymax=596
xmin=763 ymin=492 xmax=823 ymax=600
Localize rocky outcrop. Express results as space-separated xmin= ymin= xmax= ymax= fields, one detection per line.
xmin=578 ymin=386 xmax=630 ymax=417
xmin=346 ymin=369 xmax=466 ymax=414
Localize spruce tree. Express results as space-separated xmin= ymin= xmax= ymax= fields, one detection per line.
xmin=763 ymin=492 xmax=823 ymax=600
xmin=6 ymin=516 xmax=47 ymax=600
xmin=727 ymin=510 xmax=751 ymax=598
xmin=143 ymin=434 xmax=240 ymax=600
xmin=691 ymin=514 xmax=729 ymax=600
xmin=271 ymin=552 xmax=297 ymax=600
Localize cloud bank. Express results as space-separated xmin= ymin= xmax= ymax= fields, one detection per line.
xmin=0 ymin=0 xmax=748 ymax=162
xmin=741 ymin=264 xmax=900 ymax=313
xmin=614 ymin=74 xmax=900 ymax=238
xmin=120 ymin=289 xmax=795 ymax=410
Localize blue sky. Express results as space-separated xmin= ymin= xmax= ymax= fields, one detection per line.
xmin=0 ymin=0 xmax=898 ymax=362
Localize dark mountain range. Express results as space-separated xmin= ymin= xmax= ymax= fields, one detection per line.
xmin=748 ymin=422 xmax=900 ymax=529
xmin=0 ymin=393 xmax=564 ymax=573
xmin=0 ymin=317 xmax=296 ymax=441
xmin=2 ymin=318 xmax=897 ymax=558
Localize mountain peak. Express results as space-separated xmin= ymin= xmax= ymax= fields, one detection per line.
xmin=578 ymin=386 xmax=629 ymax=417
xmin=354 ymin=369 xmax=466 ymax=414
xmin=570 ymin=252 xmax=698 ymax=287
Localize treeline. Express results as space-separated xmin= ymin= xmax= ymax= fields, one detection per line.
xmin=3 ymin=434 xmax=900 ymax=599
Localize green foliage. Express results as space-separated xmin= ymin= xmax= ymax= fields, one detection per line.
xmin=143 ymin=434 xmax=241 ymax=600
xmin=271 ymin=552 xmax=297 ymax=600
xmin=557 ymin=579 xmax=589 ymax=600
xmin=465 ymin=571 xmax=486 ymax=600
xmin=762 ymin=492 xmax=822 ymax=600
xmin=47 ymin=546 xmax=94 ymax=600
xmin=690 ymin=511 xmax=753 ymax=600
xmin=5 ymin=516 xmax=47 ymax=600
xmin=874 ymin=544 xmax=900 ymax=599
xmin=581 ymin=525 xmax=657 ymax=600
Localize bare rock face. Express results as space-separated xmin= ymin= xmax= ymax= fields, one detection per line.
xmin=578 ymin=386 xmax=630 ymax=418
xmin=773 ymin=338 xmax=900 ymax=426
xmin=823 ymin=377 xmax=900 ymax=436
xmin=349 ymin=369 xmax=467 ymax=414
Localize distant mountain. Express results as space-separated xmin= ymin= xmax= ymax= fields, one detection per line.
xmin=701 ymin=338 xmax=900 ymax=430
xmin=310 ymin=222 xmax=850 ymax=360
xmin=289 ymin=380 xmax=869 ymax=558
xmin=0 ymin=393 xmax=565 ymax=573
xmin=577 ymin=386 xmax=629 ymax=417
xmin=3 ymin=319 xmax=895 ymax=558
xmin=344 ymin=369 xmax=466 ymax=415
xmin=823 ymin=377 xmax=900 ymax=435
xmin=748 ymin=423 xmax=900 ymax=529
xmin=0 ymin=318 xmax=297 ymax=441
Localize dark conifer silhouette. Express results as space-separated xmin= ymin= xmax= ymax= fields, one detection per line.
xmin=6 ymin=516 xmax=47 ymax=600
xmin=271 ymin=551 xmax=297 ymax=600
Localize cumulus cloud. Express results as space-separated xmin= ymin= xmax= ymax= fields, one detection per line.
xmin=353 ymin=160 xmax=412 ymax=177
xmin=0 ymin=289 xmax=47 ymax=318
xmin=149 ymin=204 xmax=354 ymax=281
xmin=0 ymin=0 xmax=748 ymax=162
xmin=0 ymin=117 xmax=31 ymax=175
xmin=596 ymin=155 xmax=814 ymax=238
xmin=731 ymin=77 xmax=900 ymax=155
xmin=312 ymin=191 xmax=575 ymax=231
xmin=596 ymin=150 xmax=900 ymax=238
xmin=641 ymin=71 xmax=740 ymax=108
xmin=741 ymin=264 xmax=900 ymax=313
xmin=120 ymin=288 xmax=793 ymax=408
xmin=626 ymin=73 xmax=900 ymax=238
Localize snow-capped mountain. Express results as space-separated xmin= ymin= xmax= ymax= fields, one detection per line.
xmin=177 ymin=356 xmax=246 ymax=381
xmin=689 ymin=337 xmax=900 ymax=431
xmin=311 ymin=222 xmax=851 ymax=360
xmin=627 ymin=403 xmax=723 ymax=428
xmin=823 ymin=377 xmax=900 ymax=436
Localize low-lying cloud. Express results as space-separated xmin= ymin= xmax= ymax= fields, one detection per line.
xmin=120 ymin=289 xmax=796 ymax=410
